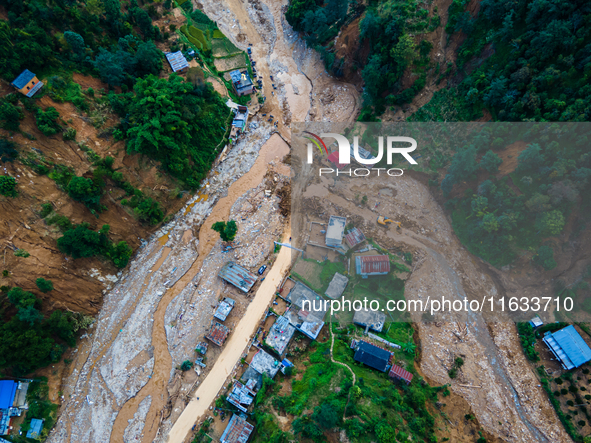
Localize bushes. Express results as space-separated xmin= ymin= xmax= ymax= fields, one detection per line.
xmin=0 ymin=175 xmax=18 ymax=197
xmin=67 ymin=176 xmax=105 ymax=212
xmin=35 ymin=107 xmax=61 ymax=136
xmin=56 ymin=222 xmax=133 ymax=268
xmin=0 ymin=138 xmax=18 ymax=163
xmin=63 ymin=127 xmax=77 ymax=141
xmin=0 ymin=99 xmax=24 ymax=131
xmin=517 ymin=322 xmax=540 ymax=362
xmin=36 ymin=278 xmax=54 ymax=293
xmin=534 ymin=245 xmax=557 ymax=270
xmin=212 ymin=220 xmax=238 ymax=242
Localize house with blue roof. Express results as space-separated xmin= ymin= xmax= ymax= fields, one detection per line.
xmin=543 ymin=325 xmax=591 ymax=370
xmin=26 ymin=418 xmax=44 ymax=439
xmin=0 ymin=381 xmax=17 ymax=410
xmin=11 ymin=70 xmax=44 ymax=97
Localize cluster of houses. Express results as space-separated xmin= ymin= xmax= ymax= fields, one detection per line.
xmin=0 ymin=379 xmax=44 ymax=439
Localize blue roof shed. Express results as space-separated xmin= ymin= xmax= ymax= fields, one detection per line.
xmin=0 ymin=381 xmax=17 ymax=409
xmin=543 ymin=325 xmax=591 ymax=370
xmin=11 ymin=70 xmax=36 ymax=89
xmin=26 ymin=418 xmax=44 ymax=439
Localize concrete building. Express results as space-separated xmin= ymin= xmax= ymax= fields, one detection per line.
xmin=325 ymin=272 xmax=348 ymax=300
xmin=230 ymin=70 xmax=254 ymax=96
xmin=220 ymin=414 xmax=254 ymax=443
xmin=353 ymin=308 xmax=386 ymax=333
xmin=325 ymin=215 xmax=346 ymax=247
xmin=265 ymin=316 xmax=295 ymax=357
xmin=226 ymin=381 xmax=255 ymax=413
xmin=249 ymin=349 xmax=280 ymax=378
xmin=344 ymin=227 xmax=365 ymax=248
xmin=240 ymin=366 xmax=262 ymax=392
xmin=214 ymin=298 xmax=235 ymax=322
xmin=11 ymin=70 xmax=43 ymax=97
xmin=205 ymin=322 xmax=231 ymax=346
xmin=165 ymin=51 xmax=190 ymax=74
xmin=355 ymin=255 xmax=390 ymax=278
xmin=543 ymin=325 xmax=591 ymax=370
xmin=230 ymin=106 xmax=249 ymax=139
xmin=219 ymin=262 xmax=257 ymax=293
xmin=284 ymin=281 xmax=326 ymax=339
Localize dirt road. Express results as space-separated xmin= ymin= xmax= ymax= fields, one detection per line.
xmin=166 ymin=234 xmax=294 ymax=442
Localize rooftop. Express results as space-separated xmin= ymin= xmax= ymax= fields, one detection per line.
xmin=326 ymin=215 xmax=346 ymax=247
xmin=229 ymin=70 xmax=253 ymax=91
xmin=11 ymin=69 xmax=36 ymax=89
xmin=219 ymin=262 xmax=258 ymax=293
xmin=389 ymin=364 xmax=413 ymax=384
xmin=286 ymin=281 xmax=326 ymax=322
xmin=265 ymin=316 xmax=296 ymax=357
xmin=220 ymin=414 xmax=254 ymax=443
xmin=214 ymin=298 xmax=235 ymax=322
xmin=356 ymin=255 xmax=390 ymax=275
xmin=543 ymin=325 xmax=591 ymax=370
xmin=26 ymin=418 xmax=44 ymax=439
xmin=353 ymin=341 xmax=391 ymax=372
xmin=325 ymin=272 xmax=349 ymax=300
xmin=226 ymin=381 xmax=255 ymax=413
xmin=13 ymin=382 xmax=29 ymax=408
xmin=0 ymin=381 xmax=17 ymax=410
xmin=284 ymin=308 xmax=324 ymax=340
xmin=249 ymin=349 xmax=280 ymax=379
xmin=344 ymin=227 xmax=366 ymax=248
xmin=165 ymin=51 xmax=190 ymax=72
xmin=240 ymin=366 xmax=262 ymax=392
xmin=353 ymin=308 xmax=386 ymax=333
xmin=205 ymin=322 xmax=231 ymax=346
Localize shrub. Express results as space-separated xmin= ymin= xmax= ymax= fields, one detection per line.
xmin=180 ymin=360 xmax=193 ymax=371
xmin=534 ymin=245 xmax=557 ymax=270
xmin=561 ymin=388 xmax=568 ymax=395
xmin=39 ymin=202 xmax=53 ymax=218
xmin=63 ymin=127 xmax=77 ymax=141
xmin=555 ymin=378 xmax=563 ymax=385
xmin=455 ymin=356 xmax=464 ymax=367
xmin=0 ymin=138 xmax=18 ymax=163
xmin=35 ymin=107 xmax=61 ymax=136
xmin=448 ymin=367 xmax=457 ymax=379
xmin=13 ymin=249 xmax=30 ymax=258
xmin=0 ymin=176 xmax=18 ymax=197
xmin=212 ymin=220 xmax=238 ymax=242
xmin=36 ymin=278 xmax=54 ymax=293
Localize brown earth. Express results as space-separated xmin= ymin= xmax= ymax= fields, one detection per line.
xmin=0 ymin=77 xmax=191 ymax=315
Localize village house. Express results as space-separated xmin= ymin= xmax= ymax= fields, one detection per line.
xmin=230 ymin=70 xmax=254 ymax=96
xmin=165 ymin=51 xmax=189 ymax=74
xmin=11 ymin=70 xmax=44 ymax=97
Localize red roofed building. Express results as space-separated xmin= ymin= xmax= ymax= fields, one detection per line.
xmin=327 ymin=151 xmax=346 ymax=169
xmin=355 ymin=255 xmax=390 ymax=278
xmin=389 ymin=364 xmax=413 ymax=384
xmin=344 ymin=227 xmax=365 ymax=248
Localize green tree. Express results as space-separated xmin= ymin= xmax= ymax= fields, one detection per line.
xmin=313 ymin=401 xmax=338 ymax=429
xmin=376 ymin=421 xmax=397 ymax=443
xmin=0 ymin=138 xmax=18 ymax=163
xmin=537 ymin=210 xmax=565 ymax=236
xmin=36 ymin=278 xmax=54 ymax=293
xmin=0 ymin=175 xmax=17 ymax=197
xmin=103 ymin=0 xmax=121 ymax=30
xmin=482 ymin=213 xmax=500 ymax=232
xmin=534 ymin=245 xmax=557 ymax=270
xmin=64 ymin=31 xmax=85 ymax=60
xmin=57 ymin=225 xmax=108 ymax=259
xmin=35 ymin=107 xmax=61 ymax=136
xmin=0 ymin=100 xmax=24 ymax=131
xmin=212 ymin=220 xmax=238 ymax=242
xmin=517 ymin=143 xmax=545 ymax=172
xmin=480 ymin=150 xmax=503 ymax=173
xmin=134 ymin=8 xmax=154 ymax=39
xmin=134 ymin=197 xmax=164 ymax=225
xmin=109 ymin=241 xmax=133 ymax=268
xmin=67 ymin=176 xmax=104 ymax=210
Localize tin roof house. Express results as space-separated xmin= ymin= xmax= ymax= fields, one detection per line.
xmin=355 ymin=255 xmax=390 ymax=278
xmin=543 ymin=325 xmax=591 ymax=370
xmin=11 ymin=70 xmax=44 ymax=97
xmin=219 ymin=262 xmax=257 ymax=293
xmin=165 ymin=51 xmax=190 ymax=74
xmin=352 ymin=340 xmax=391 ymax=372
xmin=220 ymin=414 xmax=254 ymax=443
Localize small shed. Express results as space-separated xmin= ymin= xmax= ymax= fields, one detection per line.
xmin=543 ymin=325 xmax=591 ymax=370
xmin=344 ymin=227 xmax=365 ymax=248
xmin=205 ymin=322 xmax=231 ymax=347
xmin=389 ymin=364 xmax=413 ymax=384
xmin=529 ymin=316 xmax=543 ymax=329
xmin=219 ymin=262 xmax=258 ymax=293
xmin=26 ymin=418 xmax=44 ymax=439
xmin=11 ymin=70 xmax=43 ymax=97
xmin=355 ymin=255 xmax=390 ymax=278
xmin=220 ymin=414 xmax=254 ymax=443
xmin=325 ymin=272 xmax=349 ymax=300
xmin=326 ymin=215 xmax=346 ymax=247
xmin=165 ymin=51 xmax=189 ymax=74
xmin=214 ymin=298 xmax=235 ymax=322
